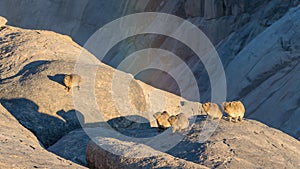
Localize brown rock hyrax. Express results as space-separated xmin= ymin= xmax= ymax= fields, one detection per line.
xmin=0 ymin=16 xmax=7 ymax=27
xmin=153 ymin=111 xmax=171 ymax=131
xmin=202 ymin=102 xmax=223 ymax=119
xmin=222 ymin=101 xmax=245 ymax=122
xmin=168 ymin=113 xmax=189 ymax=133
xmin=64 ymin=74 xmax=82 ymax=92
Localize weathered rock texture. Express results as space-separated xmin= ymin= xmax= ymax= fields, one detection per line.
xmin=224 ymin=4 xmax=300 ymax=140
xmin=0 ymin=104 xmax=86 ymax=168
xmin=193 ymin=120 xmax=300 ymax=168
xmin=84 ymin=119 xmax=300 ymax=169
xmin=86 ymin=138 xmax=208 ymax=169
xmin=48 ymin=129 xmax=90 ymax=166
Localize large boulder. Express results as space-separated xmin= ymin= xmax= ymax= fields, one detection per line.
xmin=86 ymin=137 xmax=208 ymax=169
xmin=48 ymin=129 xmax=90 ymax=166
xmin=193 ymin=120 xmax=300 ymax=168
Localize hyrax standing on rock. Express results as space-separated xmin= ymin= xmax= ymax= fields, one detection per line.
xmin=64 ymin=74 xmax=82 ymax=92
xmin=222 ymin=101 xmax=245 ymax=122
xmin=153 ymin=111 xmax=171 ymax=131
xmin=202 ymin=102 xmax=223 ymax=119
xmin=168 ymin=113 xmax=189 ymax=133
xmin=0 ymin=16 xmax=7 ymax=27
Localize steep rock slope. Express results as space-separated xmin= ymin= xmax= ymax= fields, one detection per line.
xmin=225 ymin=4 xmax=300 ymax=140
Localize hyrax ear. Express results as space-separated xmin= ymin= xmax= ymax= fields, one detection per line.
xmin=153 ymin=112 xmax=161 ymax=118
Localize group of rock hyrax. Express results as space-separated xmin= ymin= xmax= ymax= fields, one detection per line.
xmin=153 ymin=111 xmax=189 ymax=133
xmin=202 ymin=101 xmax=245 ymax=122
xmin=62 ymin=73 xmax=245 ymax=133
xmin=154 ymin=101 xmax=245 ymax=133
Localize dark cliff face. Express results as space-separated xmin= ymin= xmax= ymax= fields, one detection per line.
xmin=0 ymin=0 xmax=291 ymax=45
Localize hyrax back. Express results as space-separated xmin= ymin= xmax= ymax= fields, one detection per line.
xmin=168 ymin=113 xmax=189 ymax=133
xmin=153 ymin=111 xmax=171 ymax=130
xmin=222 ymin=101 xmax=245 ymax=122
xmin=202 ymin=102 xmax=223 ymax=119
xmin=64 ymin=74 xmax=82 ymax=92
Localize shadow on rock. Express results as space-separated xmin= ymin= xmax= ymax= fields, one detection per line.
xmin=47 ymin=74 xmax=65 ymax=87
xmin=166 ymin=115 xmax=207 ymax=163
xmin=107 ymin=115 xmax=158 ymax=138
xmin=57 ymin=109 xmax=85 ymax=130
xmin=0 ymin=98 xmax=84 ymax=148
xmin=49 ymin=115 xmax=160 ymax=166
xmin=0 ymin=60 xmax=51 ymax=84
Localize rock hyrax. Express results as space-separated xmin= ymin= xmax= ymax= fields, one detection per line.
xmin=202 ymin=102 xmax=223 ymax=119
xmin=0 ymin=16 xmax=7 ymax=27
xmin=222 ymin=101 xmax=245 ymax=122
xmin=64 ymin=74 xmax=82 ymax=92
xmin=168 ymin=113 xmax=189 ymax=133
xmin=153 ymin=111 xmax=171 ymax=131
